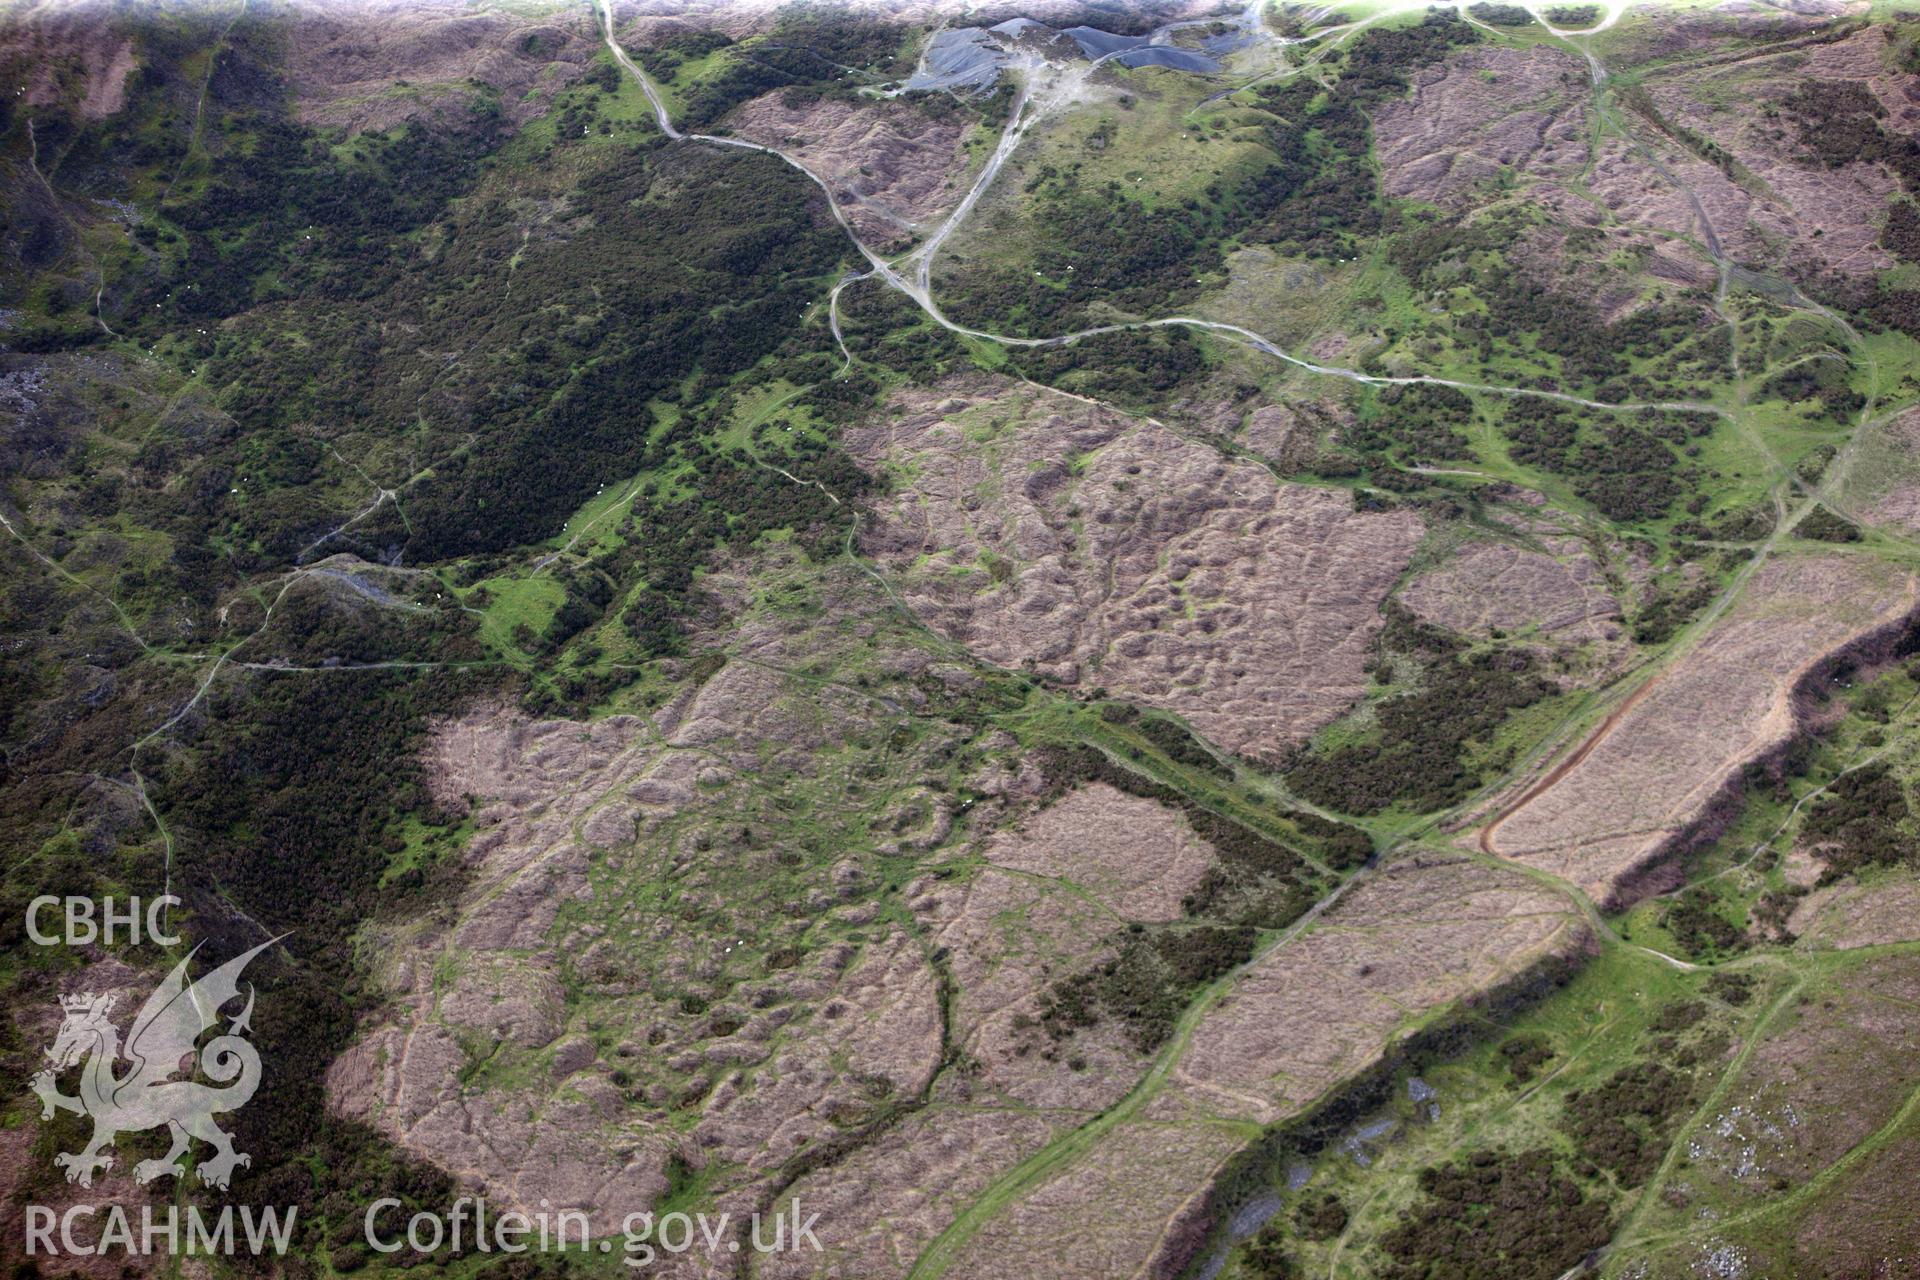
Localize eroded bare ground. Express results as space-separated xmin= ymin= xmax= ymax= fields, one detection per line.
xmin=946 ymin=1100 xmax=1247 ymax=1280
xmin=0 ymin=1 xmax=137 ymax=120
xmin=1398 ymin=536 xmax=1623 ymax=647
xmin=932 ymin=854 xmax=1587 ymax=1280
xmin=1367 ymin=19 xmax=1918 ymax=311
xmin=1609 ymin=28 xmax=1916 ymax=279
xmin=325 ymin=544 xmax=1257 ymax=1267
xmin=1198 ymin=251 xmax=1363 ymax=357
xmin=761 ymin=802 xmax=1221 ymax=1277
xmin=330 ymin=554 xmax=975 ymax=1234
xmin=1367 ymin=39 xmax=1725 ymax=312
xmin=1844 ymin=406 xmax=1920 ymax=534
xmin=1481 ymin=554 xmax=1918 ymax=908
xmin=847 ymin=375 xmax=1425 ymax=763
xmin=1788 ymin=872 xmax=1920 ymax=949
xmin=724 ymin=93 xmax=969 ymax=251
xmin=1609 ymin=951 xmax=1920 ymax=1277
xmin=1171 ymin=854 xmax=1584 ymax=1125
xmin=282 ymin=0 xmax=597 ymax=133
xmin=1372 ymin=44 xmax=1590 ymax=210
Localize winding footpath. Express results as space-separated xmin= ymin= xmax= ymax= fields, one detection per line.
xmin=594 ymin=0 xmax=1733 ymax=422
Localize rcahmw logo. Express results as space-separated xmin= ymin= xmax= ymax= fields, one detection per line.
xmin=23 ymin=932 xmax=299 ymax=1259
xmin=26 ymin=1204 xmax=296 ymax=1260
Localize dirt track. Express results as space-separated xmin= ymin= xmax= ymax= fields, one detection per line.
xmin=1480 ymin=556 xmax=1917 ymax=905
xmin=1477 ymin=674 xmax=1664 ymax=855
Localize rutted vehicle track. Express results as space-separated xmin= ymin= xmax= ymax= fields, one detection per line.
xmin=1476 ymin=674 xmax=1664 ymax=857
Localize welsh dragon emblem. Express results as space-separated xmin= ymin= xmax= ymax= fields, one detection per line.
xmin=30 ymin=939 xmax=277 ymax=1190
